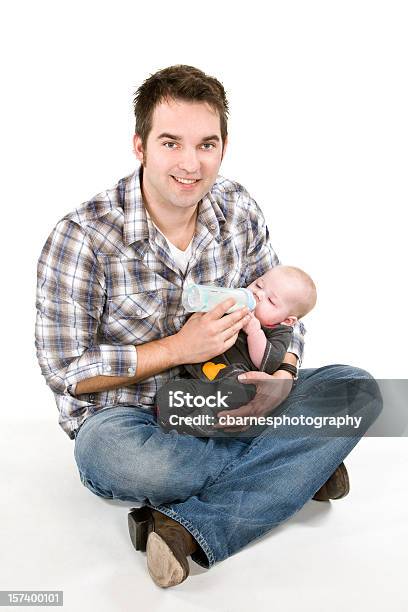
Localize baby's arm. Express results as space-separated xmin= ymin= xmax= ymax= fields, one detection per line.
xmin=242 ymin=313 xmax=267 ymax=369
xmin=243 ymin=313 xmax=294 ymax=373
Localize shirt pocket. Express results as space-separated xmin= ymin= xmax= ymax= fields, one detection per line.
xmin=192 ymin=266 xmax=244 ymax=290
xmin=190 ymin=236 xmax=246 ymax=288
xmin=105 ymin=290 xmax=163 ymax=344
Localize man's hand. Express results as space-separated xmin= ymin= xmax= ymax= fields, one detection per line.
xmin=171 ymin=298 xmax=252 ymax=365
xmin=214 ymin=370 xmax=294 ymax=432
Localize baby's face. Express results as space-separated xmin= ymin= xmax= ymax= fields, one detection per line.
xmin=247 ymin=269 xmax=298 ymax=327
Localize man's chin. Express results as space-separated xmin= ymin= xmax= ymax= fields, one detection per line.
xmin=169 ymin=189 xmax=209 ymax=208
xmin=166 ymin=195 xmax=201 ymax=210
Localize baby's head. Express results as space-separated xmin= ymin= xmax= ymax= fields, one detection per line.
xmin=247 ymin=265 xmax=317 ymax=328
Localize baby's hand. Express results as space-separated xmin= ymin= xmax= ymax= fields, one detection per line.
xmin=242 ymin=311 xmax=262 ymax=335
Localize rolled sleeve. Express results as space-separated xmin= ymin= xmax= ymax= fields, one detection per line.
xmin=64 ymin=344 xmax=137 ymax=396
xmin=287 ymin=320 xmax=306 ymax=366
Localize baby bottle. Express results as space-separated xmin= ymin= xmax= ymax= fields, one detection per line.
xmin=182 ymin=283 xmax=256 ymax=313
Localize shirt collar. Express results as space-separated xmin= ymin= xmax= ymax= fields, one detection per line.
xmin=122 ymin=165 xmax=149 ymax=246
xmin=122 ymin=163 xmax=227 ymax=247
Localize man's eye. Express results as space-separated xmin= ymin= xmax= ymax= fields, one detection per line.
xmin=201 ymin=143 xmax=216 ymax=150
xmin=163 ymin=142 xmax=178 ymax=149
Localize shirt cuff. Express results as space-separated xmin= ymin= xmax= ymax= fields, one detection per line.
xmin=286 ymin=340 xmax=302 ymax=365
xmin=287 ymin=320 xmax=306 ymax=367
xmin=64 ymin=344 xmax=137 ymax=396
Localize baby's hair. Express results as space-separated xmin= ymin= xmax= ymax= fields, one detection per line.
xmin=273 ymin=265 xmax=317 ymax=319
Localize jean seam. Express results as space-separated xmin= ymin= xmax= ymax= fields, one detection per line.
xmin=145 ymin=503 xmax=215 ymax=568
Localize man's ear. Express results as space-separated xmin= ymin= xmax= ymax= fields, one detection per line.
xmin=133 ymin=134 xmax=144 ymax=164
xmin=281 ymin=315 xmax=298 ymax=327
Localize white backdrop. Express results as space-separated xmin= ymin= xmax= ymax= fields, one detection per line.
xmin=2 ymin=1 xmax=406 ymax=412
xmin=1 ymin=1 xmax=407 ymax=609
xmin=2 ymin=1 xmax=407 ymax=400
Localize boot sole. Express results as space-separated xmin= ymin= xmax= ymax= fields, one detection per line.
xmin=146 ymin=532 xmax=187 ymax=588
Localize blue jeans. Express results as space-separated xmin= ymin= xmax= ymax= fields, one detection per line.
xmin=73 ymin=364 xmax=382 ymax=568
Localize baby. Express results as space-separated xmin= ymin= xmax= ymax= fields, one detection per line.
xmin=183 ymin=264 xmax=317 ymax=381
xmin=155 ymin=265 xmax=317 ymax=435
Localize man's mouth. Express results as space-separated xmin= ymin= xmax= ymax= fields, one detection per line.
xmin=171 ymin=176 xmax=201 ymax=185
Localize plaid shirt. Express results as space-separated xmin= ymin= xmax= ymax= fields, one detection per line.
xmin=35 ymin=165 xmax=305 ymax=439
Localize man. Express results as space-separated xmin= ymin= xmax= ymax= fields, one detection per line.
xmin=35 ymin=65 xmax=381 ymax=588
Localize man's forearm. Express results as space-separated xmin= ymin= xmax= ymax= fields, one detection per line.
xmin=74 ymin=335 xmax=179 ymax=395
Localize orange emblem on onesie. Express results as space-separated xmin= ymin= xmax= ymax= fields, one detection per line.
xmin=202 ymin=362 xmax=227 ymax=381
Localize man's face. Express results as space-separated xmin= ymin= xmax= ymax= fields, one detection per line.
xmin=133 ymin=98 xmax=227 ymax=212
xmin=247 ymin=269 xmax=298 ymax=327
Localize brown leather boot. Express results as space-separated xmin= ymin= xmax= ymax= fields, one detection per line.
xmin=146 ymin=510 xmax=198 ymax=588
xmin=313 ymin=462 xmax=350 ymax=501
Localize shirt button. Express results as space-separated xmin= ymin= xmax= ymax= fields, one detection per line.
xmin=136 ymin=309 xmax=142 ymax=316
xmin=128 ymin=367 xmax=135 ymax=375
xmin=210 ymin=224 xmax=216 ymax=230
xmin=105 ymin=365 xmax=112 ymax=372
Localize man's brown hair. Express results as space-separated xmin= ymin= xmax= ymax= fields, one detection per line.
xmin=133 ymin=65 xmax=229 ymax=149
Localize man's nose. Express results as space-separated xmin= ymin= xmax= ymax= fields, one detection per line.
xmin=177 ymin=148 xmax=200 ymax=174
